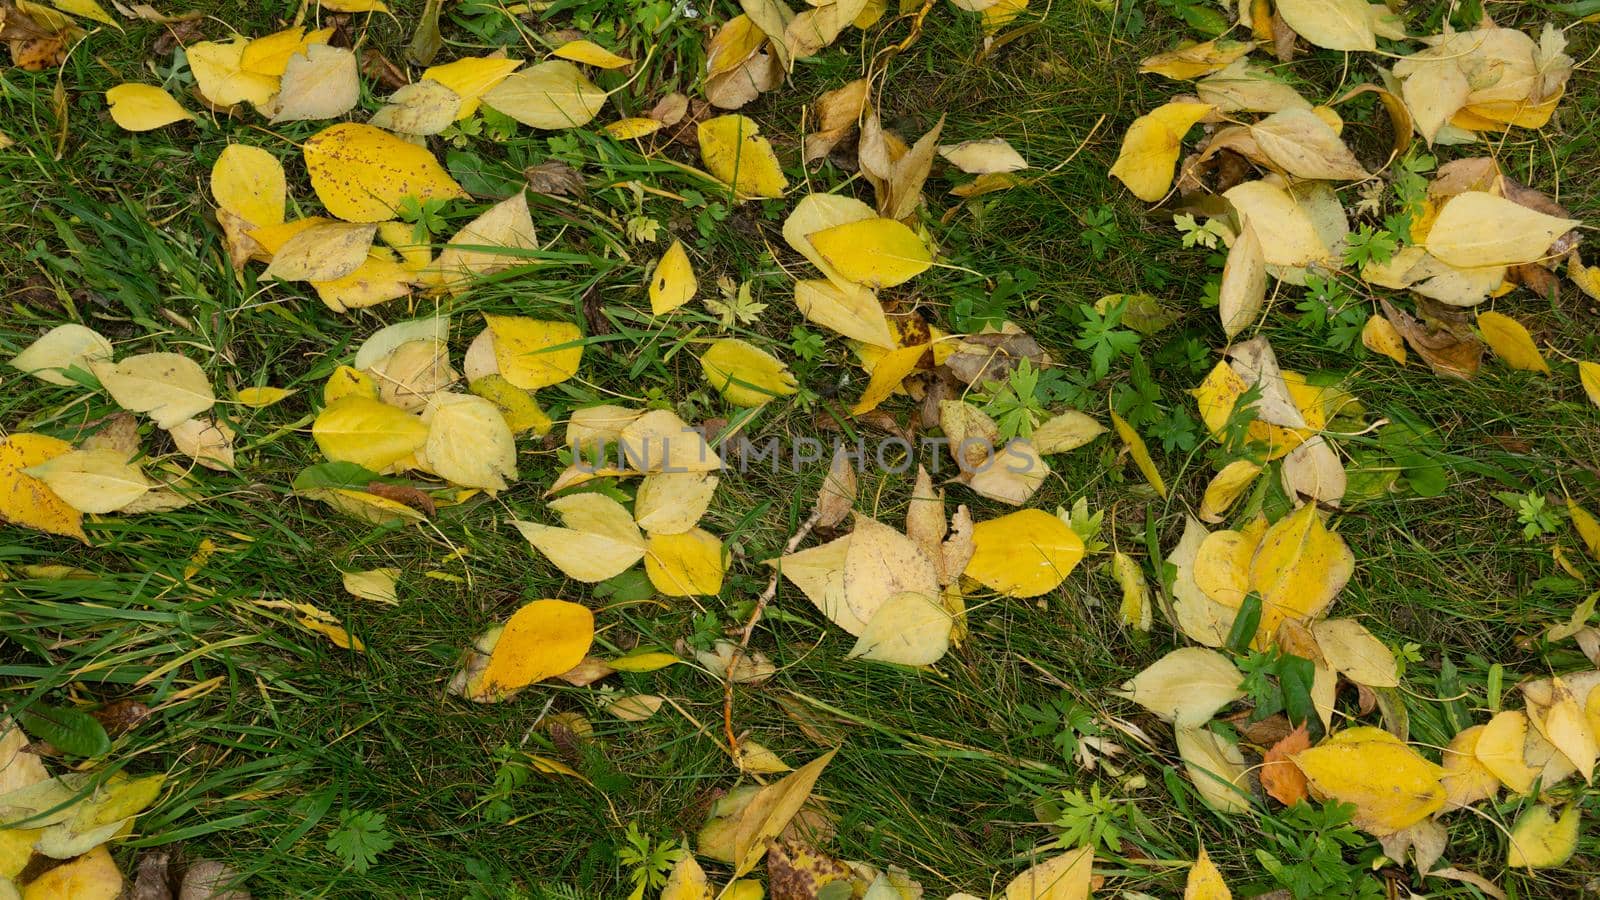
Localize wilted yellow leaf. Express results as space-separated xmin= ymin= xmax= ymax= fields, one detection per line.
xmin=1218 ymin=222 xmax=1266 ymax=339
xmin=604 ymin=117 xmax=662 ymax=140
xmin=1249 ymin=503 xmax=1354 ymax=642
xmin=0 ymin=434 xmax=87 ymax=543
xmin=432 ymin=191 xmax=538 ymax=291
xmin=424 ymin=393 xmax=518 ymax=493
xmin=484 ymin=314 xmax=583 ymax=390
xmin=105 ymin=83 xmax=191 ymax=131
xmin=1274 ymin=0 xmax=1375 ymax=51
xmin=1184 ymin=846 xmax=1232 ymax=900
xmin=1507 ymin=804 xmax=1579 ymax=868
xmin=483 ymin=60 xmax=606 ymax=129
xmin=644 ymin=528 xmax=725 ymax=596
xmin=422 ymin=56 xmax=522 ymax=120
xmin=1109 ymin=100 xmax=1213 ymax=202
xmin=1533 ymin=676 xmax=1596 ymax=784
xmin=1424 ymin=192 xmax=1579 ymax=268
xmin=552 ymin=39 xmax=631 ymax=69
xmin=91 ymin=353 xmax=215 ymax=429
xmin=303 ymin=123 xmax=467 ymax=222
xmin=1249 ymin=108 xmax=1368 ymax=181
xmin=1311 ymin=619 xmax=1398 ymax=688
xmin=343 ymin=568 xmax=400 ymax=605
xmin=849 ymin=590 xmax=952 ymax=666
xmin=239 ymin=26 xmax=333 ymax=77
xmin=263 ymin=221 xmax=376 ymax=282
xmin=1111 ymin=410 xmax=1167 ymax=498
xmin=469 ymin=375 xmax=552 ymax=436
xmin=1112 ymin=551 xmax=1152 ymax=631
xmin=1476 ymin=311 xmax=1549 ymax=374
xmin=700 ymin=338 xmax=798 ymax=406
xmin=633 ymin=472 xmax=718 ymax=535
xmin=23 ymin=449 xmax=148 ymax=514
xmin=648 ymin=239 xmax=697 ymax=314
xmin=1003 ymin=845 xmax=1093 ymax=900
xmin=699 ymin=114 xmax=788 ymax=198
xmin=1474 ymin=710 xmax=1539 ymax=795
xmin=514 ymin=493 xmax=646 ymax=582
xmin=1193 ymin=528 xmax=1256 ymax=608
xmin=661 ymin=855 xmax=714 ymax=900
xmin=1362 ymin=314 xmax=1407 ymax=364
xmin=188 ymin=39 xmax=278 ymax=109
xmin=1293 ymin=727 xmax=1446 ymax=834
xmin=1177 ymin=725 xmax=1251 ymax=813
xmin=1440 ymin=725 xmax=1500 ymax=811
xmin=729 ymin=749 xmax=837 ymax=876
xmin=370 ymin=80 xmax=463 ymax=135
xmin=807 ymin=218 xmax=933 ymax=289
xmin=1169 ymin=516 xmax=1236 ymax=647
xmin=1141 ymin=39 xmax=1254 ymax=80
xmin=312 ymin=396 xmax=429 ymax=471
xmin=269 ymin=44 xmax=359 ymax=123
xmin=480 ymin=599 xmax=594 ymax=696
xmin=9 ymin=324 xmax=112 ymax=386
xmin=1199 ymin=460 xmax=1261 ymax=524
xmin=849 ymin=343 xmax=926 ymax=416
xmin=1115 ymin=647 xmax=1244 ymax=726
xmin=964 ymin=509 xmax=1084 ymax=597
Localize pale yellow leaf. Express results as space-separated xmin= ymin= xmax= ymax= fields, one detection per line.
xmin=1177 ymin=725 xmax=1251 ymax=813
xmin=514 ymin=493 xmax=645 ymax=582
xmin=91 ymin=353 xmax=215 ymax=429
xmin=1275 ymin=0 xmax=1375 ymax=51
xmin=369 ymin=79 xmax=462 ymax=135
xmin=1312 ymin=618 xmax=1398 ymax=687
xmin=1003 ymin=845 xmax=1093 ymax=900
xmin=1424 ymin=192 xmax=1579 ymax=268
xmin=793 ymin=280 xmax=894 ymax=348
xmin=422 ymin=56 xmax=522 ymax=120
xmin=269 ymin=44 xmax=358 ymax=123
xmin=849 ymin=590 xmax=951 ymax=665
xmin=483 ymin=60 xmax=606 ymax=129
xmin=700 ymin=338 xmax=797 ymax=406
xmin=424 ymin=392 xmax=517 ymax=493
xmin=22 ymin=449 xmax=147 ymax=514
xmin=484 ymin=314 xmax=582 ymax=390
xmin=263 ymin=221 xmax=376 ymax=282
xmin=9 ymin=324 xmax=112 ymax=386
xmin=1218 ymin=222 xmax=1266 ymax=339
xmin=342 ymin=568 xmax=400 ymax=605
xmin=433 ymin=192 xmax=538 ymax=291
xmin=644 ymin=528 xmax=725 ymax=596
xmin=1115 ymin=647 xmax=1244 ymax=726
xmin=105 ymin=83 xmax=191 ymax=131
xmin=1507 ymin=804 xmax=1579 ymax=868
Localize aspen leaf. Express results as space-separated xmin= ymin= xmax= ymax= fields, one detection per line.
xmin=1292 ymin=728 xmax=1446 ymax=834
xmin=478 ymin=599 xmax=595 ymax=697
xmin=422 ymin=56 xmax=522 ymax=120
xmin=698 ymin=114 xmax=788 ymax=198
xmin=1476 ymin=311 xmax=1549 ymax=374
xmin=644 ymin=528 xmax=725 ymax=596
xmin=1109 ymin=101 xmax=1213 ymax=202
xmin=1424 ymin=192 xmax=1578 ymax=268
xmin=1507 ymin=804 xmax=1579 ymax=869
xmin=807 ymin=217 xmax=932 ymax=289
xmin=24 ymin=449 xmax=149 ymax=514
xmin=484 ymin=314 xmax=582 ymax=390
xmin=706 ymin=15 xmax=765 ymax=78
xmin=514 ymin=493 xmax=646 ymax=582
xmin=850 ymin=343 xmax=926 ymax=415
xmin=1177 ymin=725 xmax=1251 ymax=813
xmin=269 ymin=44 xmax=359 ymax=123
xmin=431 ymin=191 xmax=538 ymax=291
xmin=311 ymin=396 xmax=428 ymax=471
xmin=1474 ymin=710 xmax=1538 ymax=795
xmin=1280 ymin=434 xmax=1346 ymax=507
xmin=849 ymin=590 xmax=951 ymax=666
xmin=1223 ymin=179 xmax=1337 ymax=269
xmin=551 ymin=39 xmax=631 ymax=69
xmin=794 ymin=280 xmax=895 ymax=349
xmin=482 ymin=60 xmax=606 ymax=129
xmin=370 ymin=79 xmax=462 ymax=135
xmin=1440 ymin=725 xmax=1500 ymax=811
xmin=423 ymin=393 xmax=517 ymax=493
xmin=729 ymin=749 xmax=838 ymax=876
xmin=1218 ymin=222 xmax=1266 ymax=338
xmin=303 ymin=123 xmax=467 ymax=223
xmin=0 ymin=435 xmax=87 ymax=539
xmin=1111 ymin=410 xmax=1167 ymax=498
xmin=938 ymin=138 xmax=1028 ymax=174
xmin=1116 ymin=647 xmax=1244 ymax=726
xmin=965 ymin=439 xmax=1048 ymax=506
xmin=343 ymin=568 xmax=399 ymax=605
xmin=1199 ymin=460 xmax=1261 ymax=524
xmin=1197 ymin=60 xmax=1312 ymax=114
xmin=1184 ymin=846 xmax=1232 ymax=900
xmin=648 ymin=239 xmax=697 ymax=314
xmin=700 ymin=338 xmax=797 ymax=406
xmin=9 ymin=324 xmax=112 ymax=386
xmin=964 ymin=509 xmax=1084 ymax=597
xmin=1003 ymin=845 xmax=1093 ymax=900
xmin=770 ymin=535 xmax=855 ymax=632
xmin=1361 ymin=314 xmax=1407 ymax=364
xmin=368 ymin=340 xmax=455 ymax=413
xmin=1311 ymin=618 xmax=1397 ymax=687
xmin=263 ymin=221 xmax=376 ymax=282
xmin=188 ymin=39 xmax=278 ymax=109
xmin=105 ymin=83 xmax=191 ymax=131
xmin=91 ymin=353 xmax=215 ymax=429
xmin=1275 ymin=0 xmax=1375 ymax=51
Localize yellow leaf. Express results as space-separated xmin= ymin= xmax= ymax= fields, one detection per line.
xmin=298 ymin=487 xmax=425 ymax=526
xmin=312 ymin=396 xmax=429 ymax=471
xmin=1115 ymin=647 xmax=1244 ymax=726
xmin=644 ymin=528 xmax=725 ymax=596
xmin=700 ymin=338 xmax=798 ymax=407
xmin=263 ymin=221 xmax=376 ymax=282
xmin=849 ymin=343 xmax=926 ymax=415
xmin=303 ymin=123 xmax=467 ymax=223
xmin=423 ymin=393 xmax=517 ymax=493
xmin=784 ymin=193 xmax=877 ymax=289
xmin=1217 ymin=221 xmax=1266 ymax=339
xmin=634 ymin=471 xmax=718 ymax=534
xmin=1440 ymin=725 xmax=1501 ymax=811
xmin=1424 ymin=192 xmax=1579 ymax=268
xmin=603 ymin=117 xmax=662 ymax=139
xmin=1474 ymin=710 xmax=1539 ymax=795
xmin=794 ymin=280 xmax=895 ymax=348
xmin=1569 ymin=499 xmax=1600 ymax=561
xmin=964 ymin=509 xmax=1084 ymax=597
xmin=1140 ymin=38 xmax=1255 ymax=80
xmin=807 ymin=218 xmax=932 ymax=289
xmin=661 ymin=855 xmax=714 ymax=900
xmin=1193 ymin=528 xmax=1256 ymax=608
xmin=1199 ymin=460 xmax=1261 ymax=523
xmin=1029 ymin=410 xmax=1106 ymax=455
xmin=965 ymin=439 xmax=1049 ymax=507
xmin=248 ymin=217 xmax=327 ymax=258
xmin=469 ymin=375 xmax=552 ymax=436
xmin=616 ymin=409 xmax=722 ymax=473
xmin=938 ymin=137 xmax=1029 ymax=175
xmin=849 ymin=590 xmax=952 ymax=665
xmin=187 ymin=39 xmax=278 ymax=109
xmin=769 ymin=535 xmax=856 ymax=631
xmin=23 ymin=449 xmax=148 ymax=514
xmin=482 ymin=60 xmax=606 ymax=129
xmin=324 ymin=365 xmax=378 ymax=405
xmin=1533 ymin=676 xmax=1596 ymax=784
xmin=1507 ymin=804 xmax=1580 ymax=868
xmin=1311 ymin=618 xmax=1398 ymax=688
xmin=551 ymin=39 xmax=632 ymax=69
xmin=90 ymin=352 xmax=215 ymax=429
xmin=342 ymin=568 xmax=400 ymax=605
xmin=730 ymin=749 xmax=837 ymax=876
xmin=321 ymin=0 xmax=389 ymax=11
xmin=1274 ymin=0 xmax=1375 ymax=51
xmin=1248 ymin=503 xmax=1354 ymax=642
xmin=235 ymin=386 xmax=294 ymax=408
xmin=707 ymin=14 xmax=766 ymax=77
xmin=484 ymin=314 xmax=583 ymax=390
xmin=239 ymin=26 xmax=334 ymax=78
xmin=1578 ymin=360 xmax=1600 ymax=410
xmin=268 ymin=43 xmax=359 ymax=123
xmin=698 ymin=114 xmax=788 ymax=198
xmin=513 ymin=493 xmax=646 ymax=582
xmin=1185 ymin=846 xmax=1232 ymax=899
xmin=1292 ymin=728 xmax=1446 ymax=834
xmin=1169 ymin=516 xmax=1236 ymax=647
xmin=1223 ymin=179 xmax=1340 ymax=270
xmin=8 ymin=324 xmax=112 ymax=386
xmin=1003 ymin=845 xmax=1093 ymax=900
xmin=1476 ymin=311 xmax=1549 ymax=374
xmin=1109 ymin=100 xmax=1213 ymax=202
xmin=432 ymin=191 xmax=538 ymax=292
xmin=422 ymin=56 xmax=523 ymax=120
xmin=0 ymin=434 xmax=86 ymax=543
xmin=841 ymin=515 xmax=941 ymax=638
xmin=736 ymin=740 xmax=791 ymax=774
xmin=20 ymin=845 xmax=122 ymax=900
xmin=1248 ymin=108 xmax=1368 ymax=181
xmin=105 ymin=83 xmax=191 ymax=131
xmin=1176 ymin=725 xmax=1251 ymax=813
xmin=607 ymin=650 xmax=680 ymax=673
xmin=1111 ymin=551 xmax=1152 ymax=631
xmin=1361 ymin=314 xmax=1407 ymax=364
xmin=50 ymin=0 xmax=113 ymax=23
xmin=649 ymin=239 xmax=697 ymax=314
xmin=370 ymin=80 xmax=463 ymax=135
xmin=479 ymin=599 xmax=594 ymax=697
xmin=1111 ymin=410 xmax=1167 ymax=498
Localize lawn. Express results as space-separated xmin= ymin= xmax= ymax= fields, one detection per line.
xmin=2 ymin=0 xmax=1599 ymax=897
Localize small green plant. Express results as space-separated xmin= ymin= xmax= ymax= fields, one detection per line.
xmin=790 ymin=326 xmax=826 ymax=362
xmin=1174 ymin=212 xmax=1230 ymax=249
xmin=1074 ymin=298 xmax=1141 ymax=380
xmin=1342 ymin=224 xmax=1397 ymax=268
xmin=1255 ymin=802 xmax=1384 ymax=900
xmin=1237 ymin=643 xmax=1317 ymax=729
xmin=975 ymin=359 xmax=1049 ymax=441
xmin=1020 ymin=693 xmax=1103 ymax=767
xmin=326 ymin=810 xmax=395 ymax=874
xmin=1051 ymin=783 xmax=1144 ymax=855
xmin=616 ymin=822 xmax=683 ymax=900
xmin=1383 ymin=151 xmax=1436 ymax=240
xmin=1060 ymin=496 xmax=1109 ymax=553
xmin=396 ymin=196 xmax=450 ymax=244
xmin=1495 ymin=490 xmax=1561 ymax=539
xmin=1296 ymin=275 xmax=1365 ymax=352
xmin=1077 ymin=205 xmax=1120 ymax=260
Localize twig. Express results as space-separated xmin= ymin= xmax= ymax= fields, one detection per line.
xmin=722 ymin=509 xmax=823 ymax=755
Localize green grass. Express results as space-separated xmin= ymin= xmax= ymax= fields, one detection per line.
xmin=3 ymin=0 xmax=1600 ymax=896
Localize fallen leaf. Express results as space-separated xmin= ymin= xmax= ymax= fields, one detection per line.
xmin=1476 ymin=311 xmax=1549 ymax=374
xmin=1381 ymin=298 xmax=1482 ymax=379
xmin=1116 ymin=647 xmax=1244 ymax=726
xmin=483 ymin=314 xmax=583 ymax=390
xmin=432 ymin=191 xmax=539 ymax=291
xmin=424 ymin=392 xmax=517 ymax=493
xmin=482 ymin=60 xmax=606 ymax=129
xmin=369 ymin=79 xmax=462 ymax=135
xmin=91 ymin=352 xmax=214 ymax=429
xmin=105 ymin=83 xmax=191 ymax=130
xmin=938 ymin=138 xmax=1028 ymax=174
xmin=635 ymin=471 xmax=719 ymax=534
xmin=644 ymin=528 xmax=725 ymax=596
xmin=649 ymin=239 xmax=697 ymax=314
xmin=1474 ymin=710 xmax=1539 ymax=795
xmin=1261 ymin=725 xmax=1312 ymax=806
xmin=699 ymin=114 xmax=788 ymax=198
xmin=700 ymin=338 xmax=798 ymax=406
xmin=1184 ymin=846 xmax=1232 ymax=899
xmin=1110 ymin=101 xmax=1214 ymax=202
xmin=1424 ymin=192 xmax=1579 ymax=268
xmin=263 ymin=221 xmax=376 ymax=282
xmin=269 ymin=44 xmax=359 ymax=123
xmin=9 ymin=324 xmax=112 ymax=385
xmin=514 ymin=492 xmax=646 ymax=582
xmin=1249 ymin=502 xmax=1354 ymax=642
xmin=1361 ymin=314 xmax=1406 ymax=364
xmin=552 ymin=39 xmax=631 ymax=69
xmin=1177 ymin=724 xmax=1251 ymax=813
xmin=1507 ymin=804 xmax=1579 ymax=868
xmin=343 ymin=568 xmax=400 ymax=605
xmin=964 ymin=508 xmax=1084 ymax=597
xmin=1003 ymin=845 xmax=1093 ymax=900
xmin=1111 ymin=410 xmax=1167 ymax=498
xmin=1141 ymin=38 xmax=1255 ymax=80
xmin=312 ymin=396 xmax=428 ymax=471
xmin=1199 ymin=460 xmax=1261 ymax=523
xmin=478 ymin=599 xmax=595 ymax=698
xmin=23 ymin=448 xmax=148 ymax=514
xmin=188 ymin=38 xmax=278 ymax=108
xmin=1275 ymin=0 xmax=1375 ymax=51
xmin=1218 ymin=221 xmax=1266 ymax=338
xmin=1293 ymin=727 xmax=1445 ymax=834
xmin=422 ymin=55 xmax=522 ymax=120
xmin=1249 ymin=108 xmax=1368 ymax=180
xmin=729 ymin=749 xmax=838 ymax=876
